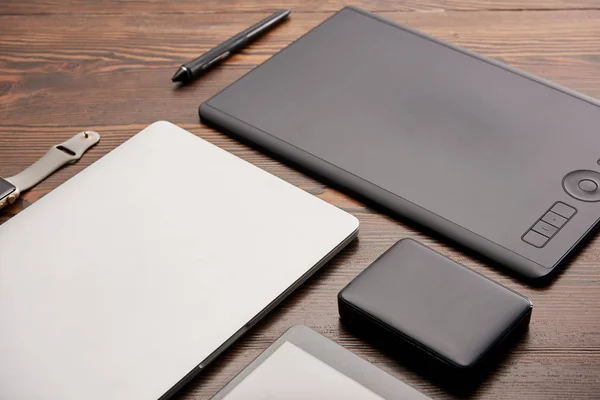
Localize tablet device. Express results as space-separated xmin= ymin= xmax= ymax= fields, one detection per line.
xmin=212 ymin=325 xmax=431 ymax=399
xmin=200 ymin=6 xmax=600 ymax=281
xmin=0 ymin=121 xmax=358 ymax=400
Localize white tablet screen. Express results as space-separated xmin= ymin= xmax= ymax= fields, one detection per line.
xmin=222 ymin=341 xmax=385 ymax=399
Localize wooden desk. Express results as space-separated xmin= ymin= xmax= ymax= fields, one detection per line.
xmin=1 ymin=1 xmax=599 ymax=398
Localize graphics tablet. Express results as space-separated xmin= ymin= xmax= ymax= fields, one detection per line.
xmin=0 ymin=121 xmax=358 ymax=400
xmin=200 ymin=6 xmax=600 ymax=280
xmin=212 ymin=325 xmax=431 ymax=399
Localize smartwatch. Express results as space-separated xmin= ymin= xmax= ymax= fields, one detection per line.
xmin=0 ymin=131 xmax=100 ymax=210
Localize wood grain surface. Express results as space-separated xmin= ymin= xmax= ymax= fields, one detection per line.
xmin=1 ymin=1 xmax=600 ymax=399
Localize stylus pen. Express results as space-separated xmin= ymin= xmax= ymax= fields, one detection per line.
xmin=171 ymin=9 xmax=291 ymax=83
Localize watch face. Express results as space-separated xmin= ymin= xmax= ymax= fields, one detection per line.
xmin=0 ymin=177 xmax=16 ymax=200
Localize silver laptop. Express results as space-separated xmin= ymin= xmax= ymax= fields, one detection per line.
xmin=0 ymin=121 xmax=359 ymax=400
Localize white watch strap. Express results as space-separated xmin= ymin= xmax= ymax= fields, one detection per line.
xmin=6 ymin=131 xmax=100 ymax=191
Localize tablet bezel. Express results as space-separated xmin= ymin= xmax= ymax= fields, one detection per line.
xmin=211 ymin=325 xmax=429 ymax=399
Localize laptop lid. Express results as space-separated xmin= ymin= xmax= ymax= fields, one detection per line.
xmin=0 ymin=121 xmax=358 ymax=400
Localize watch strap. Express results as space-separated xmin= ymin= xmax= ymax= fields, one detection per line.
xmin=6 ymin=131 xmax=100 ymax=191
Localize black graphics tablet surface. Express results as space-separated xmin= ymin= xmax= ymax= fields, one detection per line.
xmin=211 ymin=325 xmax=430 ymax=399
xmin=200 ymin=6 xmax=600 ymax=280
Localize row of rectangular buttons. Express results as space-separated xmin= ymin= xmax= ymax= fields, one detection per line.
xmin=522 ymin=202 xmax=577 ymax=248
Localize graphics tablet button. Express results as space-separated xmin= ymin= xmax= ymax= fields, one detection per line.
xmin=523 ymin=230 xmax=549 ymax=248
xmin=579 ymin=179 xmax=598 ymax=193
xmin=541 ymin=211 xmax=567 ymax=228
xmin=563 ymin=170 xmax=600 ymax=202
xmin=550 ymin=202 xmax=576 ymax=219
xmin=532 ymin=221 xmax=558 ymax=238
